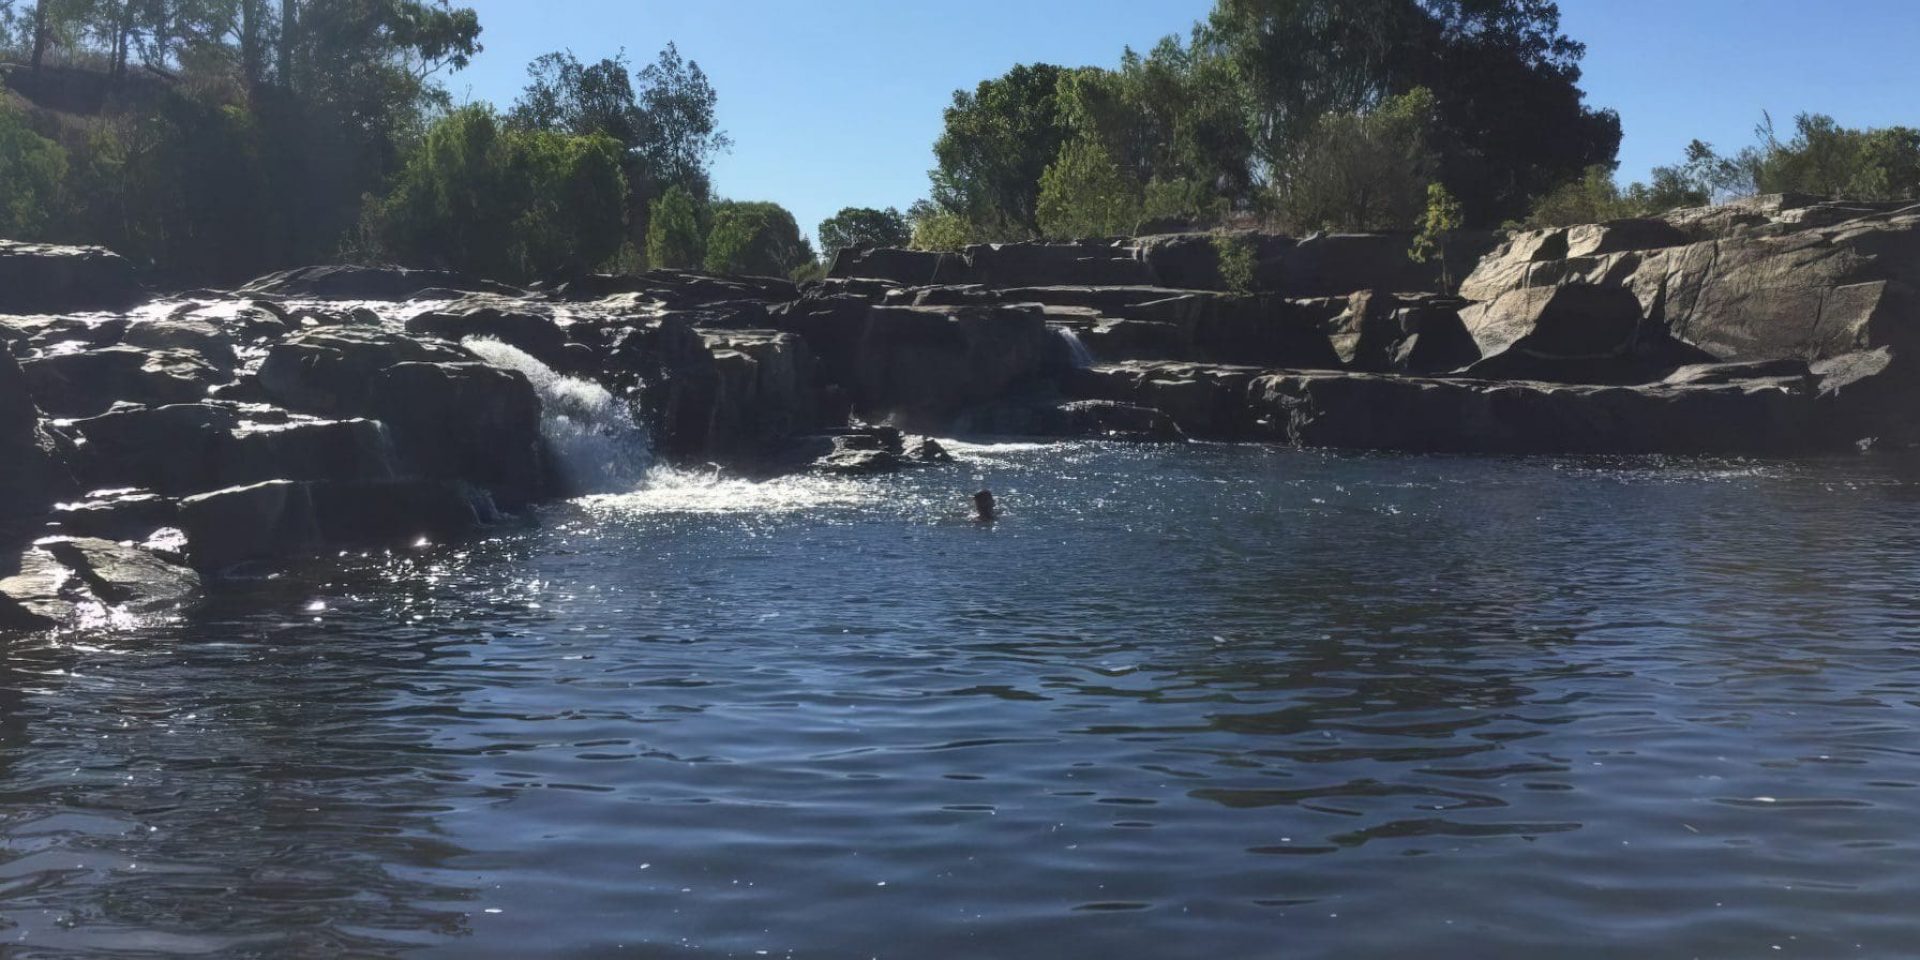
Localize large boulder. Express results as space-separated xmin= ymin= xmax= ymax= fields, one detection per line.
xmin=702 ymin=331 xmax=819 ymax=450
xmin=966 ymin=240 xmax=1150 ymax=288
xmin=257 ymin=328 xmax=474 ymax=417
xmin=958 ymin=398 xmax=1184 ymax=442
xmin=1124 ymin=293 xmax=1342 ymax=367
xmin=601 ymin=316 xmax=724 ymax=458
xmin=1329 ymin=291 xmax=1481 ymax=374
xmin=1458 ymin=284 xmax=1714 ymax=383
xmin=19 ymin=346 xmax=223 ymax=417
xmin=366 ymin=362 xmax=546 ymax=506
xmin=0 ymin=241 xmax=142 ymax=314
xmin=238 ymin=264 xmax=525 ymax=300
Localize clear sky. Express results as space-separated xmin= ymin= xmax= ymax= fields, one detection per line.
xmin=450 ymin=0 xmax=1920 ymax=242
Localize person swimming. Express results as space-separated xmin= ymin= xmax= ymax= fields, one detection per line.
xmin=973 ymin=489 xmax=997 ymax=522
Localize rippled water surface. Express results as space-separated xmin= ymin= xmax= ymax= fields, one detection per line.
xmin=7 ymin=443 xmax=1920 ymax=958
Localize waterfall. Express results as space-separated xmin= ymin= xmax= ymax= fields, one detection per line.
xmin=1055 ymin=327 xmax=1096 ymax=369
xmin=462 ymin=338 xmax=652 ymax=495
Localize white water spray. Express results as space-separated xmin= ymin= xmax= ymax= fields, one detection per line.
xmin=1055 ymin=327 xmax=1096 ymax=369
xmin=463 ymin=338 xmax=652 ymax=495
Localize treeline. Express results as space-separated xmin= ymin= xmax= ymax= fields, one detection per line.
xmin=0 ymin=1 xmax=818 ymax=283
xmin=896 ymin=0 xmax=1920 ymax=249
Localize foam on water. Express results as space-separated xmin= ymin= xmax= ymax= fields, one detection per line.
xmin=576 ymin=466 xmax=882 ymax=517
xmin=463 ymin=337 xmax=652 ymax=495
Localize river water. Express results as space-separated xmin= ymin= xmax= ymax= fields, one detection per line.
xmin=5 ymin=442 xmax=1920 ymax=958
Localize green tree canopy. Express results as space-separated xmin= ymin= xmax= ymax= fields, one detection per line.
xmin=1037 ymin=138 xmax=1141 ymax=238
xmin=817 ymin=206 xmax=910 ymax=256
xmin=1277 ymin=87 xmax=1439 ymax=232
xmin=929 ymin=62 xmax=1071 ymax=240
xmin=368 ymin=105 xmax=627 ymax=282
xmin=646 ymin=183 xmax=707 ymax=269
xmin=703 ymin=200 xmax=814 ymax=277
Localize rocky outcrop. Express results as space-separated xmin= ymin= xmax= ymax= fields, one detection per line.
xmin=1328 ymin=291 xmax=1481 ymax=374
xmin=405 ymin=300 xmax=573 ymax=370
xmin=257 ymin=328 xmax=475 ymax=417
xmin=0 ymin=241 xmax=143 ymax=314
xmin=1460 ymin=198 xmax=1920 ymax=364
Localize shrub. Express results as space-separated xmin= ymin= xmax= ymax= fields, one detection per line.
xmin=646 ymin=184 xmax=706 ymax=269
xmin=1213 ymin=232 xmax=1256 ymax=294
xmin=0 ymin=106 xmax=69 ymax=239
xmin=1037 ymin=137 xmax=1140 ymax=238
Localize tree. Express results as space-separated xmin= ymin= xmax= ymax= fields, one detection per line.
xmin=817 ymin=206 xmax=910 ymax=256
xmin=703 ymin=200 xmax=812 ymax=277
xmin=929 ymin=62 xmax=1072 ymax=240
xmin=1278 ymin=87 xmax=1438 ymax=232
xmin=368 ymin=105 xmax=627 ymax=282
xmin=1201 ymin=0 xmax=1619 ymax=225
xmin=632 ymin=42 xmax=730 ymax=200
xmin=1037 ymin=138 xmax=1141 ymax=238
xmin=646 ymin=183 xmax=705 ymax=269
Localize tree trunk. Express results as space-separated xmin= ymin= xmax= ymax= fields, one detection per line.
xmin=30 ymin=0 xmax=48 ymax=71
xmin=277 ymin=0 xmax=297 ymax=91
xmin=240 ymin=0 xmax=264 ymax=93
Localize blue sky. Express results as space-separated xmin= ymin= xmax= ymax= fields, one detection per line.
xmin=452 ymin=0 xmax=1920 ymax=242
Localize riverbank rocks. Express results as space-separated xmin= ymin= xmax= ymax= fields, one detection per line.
xmin=366 ymin=362 xmax=546 ymax=507
xmin=239 ymin=264 xmax=525 ymax=300
xmin=257 ymin=328 xmax=475 ymax=416
xmin=20 ymin=346 xmax=222 ymax=417
xmin=0 ymin=241 xmax=143 ymax=314
xmin=405 ymin=299 xmax=572 ymax=370
xmin=179 ymin=478 xmax=493 ymax=570
xmin=0 ymin=350 xmax=64 ymax=528
xmin=854 ymin=305 xmax=1051 ymax=425
xmin=0 ymin=536 xmax=200 ymax=631
xmin=1329 ymin=291 xmax=1481 ymax=374
xmin=1252 ymin=370 xmax=1818 ymax=455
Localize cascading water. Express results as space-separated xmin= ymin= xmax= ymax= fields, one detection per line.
xmin=462 ymin=338 xmax=652 ymax=495
xmin=1055 ymin=327 xmax=1096 ymax=369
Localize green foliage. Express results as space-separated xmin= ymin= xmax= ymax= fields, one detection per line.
xmin=0 ymin=105 xmax=68 ymax=238
xmin=1410 ymin=181 xmax=1462 ymax=290
xmin=1202 ymin=0 xmax=1620 ymax=225
xmin=1278 ymin=87 xmax=1438 ymax=232
xmin=1521 ymin=159 xmax=1711 ymax=229
xmin=789 ymin=259 xmax=827 ymax=283
xmin=1737 ymin=113 xmax=1920 ymax=200
xmin=1212 ymin=232 xmax=1256 ymax=294
xmin=510 ymin=43 xmax=731 ymax=256
xmin=703 ymin=199 xmax=813 ymax=277
xmin=906 ymin=199 xmax=978 ymax=252
xmin=1037 ymin=138 xmax=1141 ymax=238
xmin=929 ymin=62 xmax=1072 ymax=240
xmin=646 ymin=184 xmax=706 ymax=269
xmin=817 ymin=206 xmax=910 ymax=257
xmin=368 ymin=105 xmax=628 ymax=282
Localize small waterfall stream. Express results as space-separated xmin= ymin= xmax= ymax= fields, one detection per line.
xmin=462 ymin=338 xmax=652 ymax=495
xmin=1055 ymin=327 xmax=1096 ymax=369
